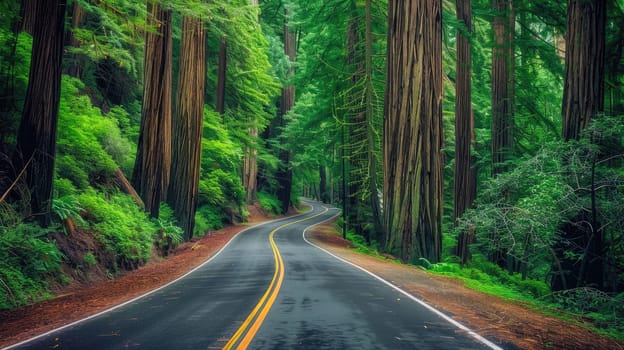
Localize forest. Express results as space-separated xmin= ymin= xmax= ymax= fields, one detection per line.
xmin=0 ymin=0 xmax=623 ymax=342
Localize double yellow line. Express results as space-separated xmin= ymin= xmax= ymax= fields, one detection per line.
xmin=223 ymin=206 xmax=329 ymax=350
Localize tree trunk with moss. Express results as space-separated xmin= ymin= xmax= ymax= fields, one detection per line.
xmin=132 ymin=2 xmax=173 ymax=218
xmin=168 ymin=15 xmax=205 ymax=241
xmin=383 ymin=0 xmax=443 ymax=264
xmin=11 ymin=0 xmax=66 ymax=226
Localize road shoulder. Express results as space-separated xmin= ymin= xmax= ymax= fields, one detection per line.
xmin=305 ymin=219 xmax=623 ymax=350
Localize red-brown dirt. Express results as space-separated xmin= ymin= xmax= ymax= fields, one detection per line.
xmin=1 ymin=211 xmax=622 ymax=350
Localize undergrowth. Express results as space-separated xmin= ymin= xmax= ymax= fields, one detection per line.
xmin=341 ymin=226 xmax=623 ymax=341
xmin=78 ymin=190 xmax=157 ymax=270
xmin=0 ymin=223 xmax=63 ymax=310
xmin=257 ymin=191 xmax=282 ymax=215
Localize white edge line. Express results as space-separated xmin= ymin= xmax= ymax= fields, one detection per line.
xmin=2 ymin=212 xmax=312 ymax=350
xmin=301 ymin=209 xmax=504 ymax=350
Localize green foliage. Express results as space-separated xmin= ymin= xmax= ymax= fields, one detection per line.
xmin=199 ymin=109 xmax=246 ymax=221
xmin=82 ymin=252 xmax=97 ymax=267
xmin=0 ymin=223 xmax=63 ymax=309
xmin=455 ymin=143 xmax=570 ymax=280
xmin=426 ymin=254 xmax=551 ymax=301
xmin=71 ymin=0 xmax=146 ymax=80
xmin=194 ymin=205 xmax=225 ymax=235
xmin=56 ymin=76 xmax=135 ymax=188
xmin=256 ymin=191 xmax=282 ymax=216
xmin=77 ymin=190 xmax=156 ymax=270
xmin=153 ymin=204 xmax=184 ymax=254
xmin=0 ymin=30 xmax=33 ymax=146
xmin=52 ymin=195 xmax=87 ymax=229
xmin=552 ymin=288 xmax=624 ymax=339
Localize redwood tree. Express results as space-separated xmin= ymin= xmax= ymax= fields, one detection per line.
xmin=491 ymin=0 xmax=515 ymax=175
xmin=216 ymin=35 xmax=227 ymax=115
xmin=454 ymin=0 xmax=477 ymax=264
xmin=562 ymin=0 xmax=606 ymax=140
xmin=168 ymin=15 xmax=205 ymax=240
xmin=12 ymin=0 xmax=66 ymax=226
xmin=132 ymin=2 xmax=173 ymax=218
xmin=383 ymin=0 xmax=444 ymax=264
xmin=276 ymin=19 xmax=296 ymax=214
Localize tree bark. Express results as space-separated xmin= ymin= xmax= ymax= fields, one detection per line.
xmin=491 ymin=0 xmax=514 ymax=175
xmin=18 ymin=0 xmax=37 ymax=35
xmin=114 ymin=168 xmax=144 ymax=209
xmin=276 ymin=19 xmax=296 ymax=214
xmin=168 ymin=15 xmax=205 ymax=241
xmin=65 ymin=1 xmax=86 ymax=78
xmin=364 ymin=0 xmax=383 ymax=243
xmin=242 ymin=127 xmax=258 ymax=203
xmin=216 ymin=35 xmax=227 ymax=115
xmin=562 ymin=0 xmax=606 ymax=140
xmin=383 ymin=0 xmax=444 ymax=264
xmin=319 ymin=165 xmax=328 ymax=203
xmin=12 ymin=0 xmax=66 ymax=226
xmin=132 ymin=2 xmax=173 ymax=218
xmin=241 ymin=0 xmax=260 ymax=204
xmin=454 ymin=0 xmax=477 ymax=264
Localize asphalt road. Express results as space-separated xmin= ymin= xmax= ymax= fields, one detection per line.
xmin=5 ymin=200 xmax=504 ymax=350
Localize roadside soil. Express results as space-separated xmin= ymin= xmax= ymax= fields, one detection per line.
xmin=1 ymin=210 xmax=622 ymax=349
xmin=306 ymin=220 xmax=624 ymax=350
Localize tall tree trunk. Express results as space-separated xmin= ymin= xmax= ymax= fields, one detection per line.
xmin=276 ymin=20 xmax=296 ymax=214
xmin=364 ymin=0 xmax=383 ymax=243
xmin=345 ymin=4 xmax=364 ymax=237
xmin=241 ymin=0 xmax=260 ymax=204
xmin=65 ymin=1 xmax=85 ymax=78
xmin=553 ymin=0 xmax=607 ymax=292
xmin=132 ymin=2 xmax=173 ymax=218
xmin=383 ymin=0 xmax=443 ymax=264
xmin=168 ymin=16 xmax=205 ymax=241
xmin=216 ymin=35 xmax=227 ymax=115
xmin=562 ymin=0 xmax=606 ymax=140
xmin=12 ymin=0 xmax=66 ymax=226
xmin=19 ymin=0 xmax=37 ymax=35
xmin=454 ymin=0 xmax=477 ymax=264
xmin=491 ymin=0 xmax=514 ymax=175
xmin=242 ymin=127 xmax=258 ymax=203
xmin=319 ymin=165 xmax=328 ymax=202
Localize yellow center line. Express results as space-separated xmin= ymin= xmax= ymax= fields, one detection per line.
xmin=223 ymin=206 xmax=329 ymax=350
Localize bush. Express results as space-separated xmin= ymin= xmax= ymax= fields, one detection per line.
xmin=0 ymin=223 xmax=63 ymax=309
xmin=153 ymin=204 xmax=183 ymax=255
xmin=78 ymin=190 xmax=156 ymax=270
xmin=256 ymin=191 xmax=282 ymax=215
xmin=194 ymin=205 xmax=226 ymax=235
xmin=56 ymin=76 xmax=135 ymax=189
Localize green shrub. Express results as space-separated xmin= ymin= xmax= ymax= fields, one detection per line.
xmin=56 ymin=76 xmax=135 ymax=189
xmin=78 ymin=190 xmax=156 ymax=269
xmin=257 ymin=191 xmax=282 ymax=215
xmin=54 ymin=178 xmax=78 ymax=197
xmin=153 ymin=204 xmax=183 ymax=254
xmin=194 ymin=205 xmax=226 ymax=235
xmin=0 ymin=223 xmax=62 ymax=309
xmin=82 ymin=252 xmax=97 ymax=266
xmin=52 ymin=195 xmax=86 ymax=227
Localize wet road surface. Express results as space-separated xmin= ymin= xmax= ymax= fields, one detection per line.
xmin=5 ymin=200 xmax=504 ymax=350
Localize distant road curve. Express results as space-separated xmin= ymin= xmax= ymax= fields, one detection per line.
xmin=5 ymin=200 xmax=504 ymax=350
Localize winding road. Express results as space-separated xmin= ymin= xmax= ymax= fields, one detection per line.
xmin=5 ymin=200 xmax=504 ymax=350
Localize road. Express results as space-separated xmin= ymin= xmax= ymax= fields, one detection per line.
xmin=5 ymin=200 xmax=503 ymax=350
